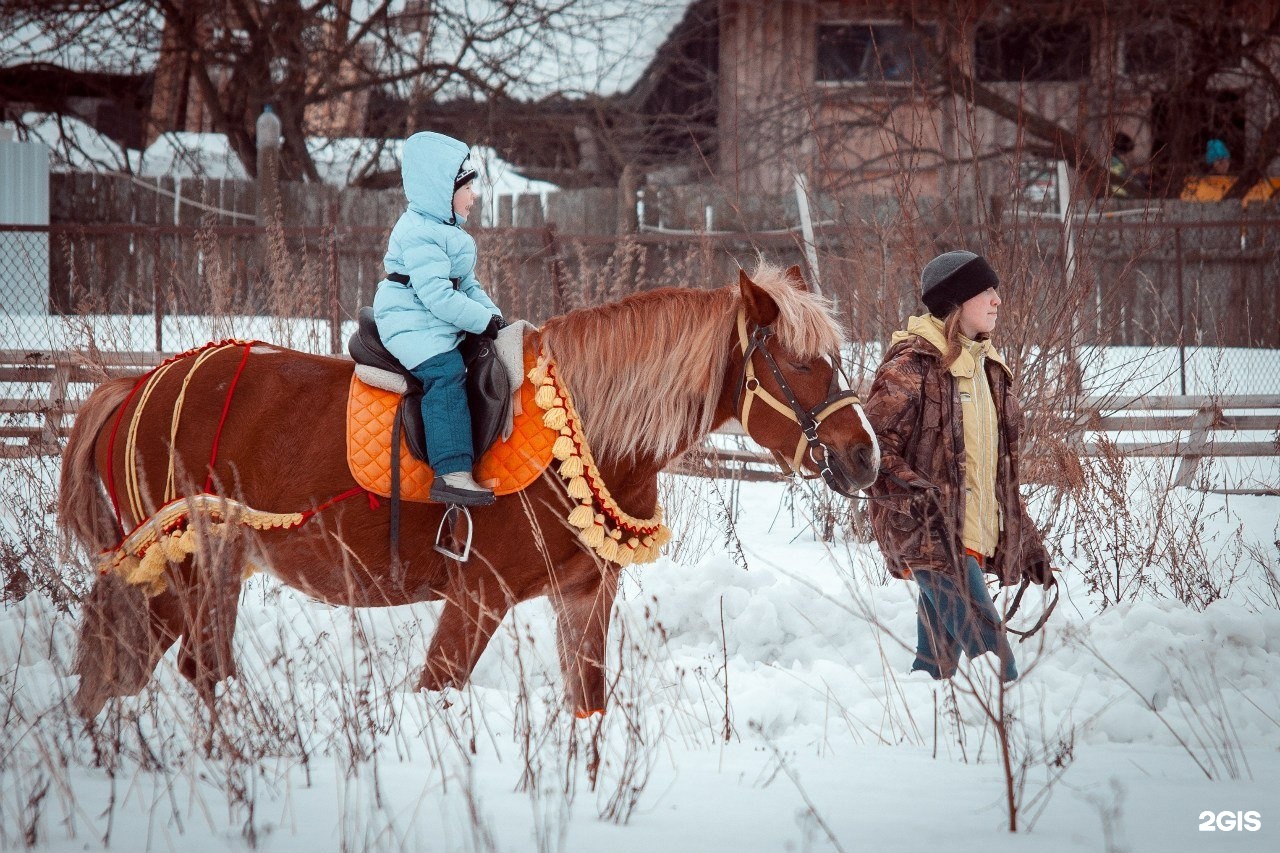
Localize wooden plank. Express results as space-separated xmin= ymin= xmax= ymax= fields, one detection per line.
xmin=0 ymin=349 xmax=167 ymax=368
xmin=1088 ymin=441 xmax=1278 ymax=457
xmin=42 ymin=362 xmax=72 ymax=446
xmin=1077 ymin=394 xmax=1280 ymax=412
xmin=1084 ymin=414 xmax=1280 ymax=431
xmin=0 ymin=366 xmax=142 ymax=384
xmin=0 ymin=398 xmax=73 ymax=414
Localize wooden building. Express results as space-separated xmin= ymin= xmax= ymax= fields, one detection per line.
xmin=708 ymin=0 xmax=1280 ymax=199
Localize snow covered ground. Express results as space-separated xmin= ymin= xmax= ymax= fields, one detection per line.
xmin=1 ymin=448 xmax=1278 ymax=851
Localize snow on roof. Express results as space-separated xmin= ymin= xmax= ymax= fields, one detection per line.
xmin=12 ymin=116 xmax=558 ymax=216
xmin=15 ymin=113 xmax=140 ymax=173
xmin=140 ymin=132 xmax=249 ymax=180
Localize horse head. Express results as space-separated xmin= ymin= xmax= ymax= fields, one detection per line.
xmin=729 ymin=265 xmax=879 ymax=497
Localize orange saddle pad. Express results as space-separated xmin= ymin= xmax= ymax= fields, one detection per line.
xmin=346 ymin=343 xmax=555 ymax=502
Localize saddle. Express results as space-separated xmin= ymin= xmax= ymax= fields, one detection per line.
xmin=347 ymin=307 xmax=511 ymax=461
xmin=345 ymin=310 xmax=556 ymax=503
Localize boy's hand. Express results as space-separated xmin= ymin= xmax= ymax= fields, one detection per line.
xmin=482 ymin=315 xmax=504 ymax=339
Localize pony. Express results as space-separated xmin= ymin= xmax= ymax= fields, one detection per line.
xmin=58 ymin=263 xmax=879 ymax=720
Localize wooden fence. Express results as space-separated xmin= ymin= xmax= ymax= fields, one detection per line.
xmin=32 ymin=172 xmax=1280 ymax=350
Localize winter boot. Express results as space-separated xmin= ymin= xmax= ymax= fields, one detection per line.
xmin=430 ymin=471 xmax=496 ymax=507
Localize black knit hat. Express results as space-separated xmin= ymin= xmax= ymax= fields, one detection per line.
xmin=454 ymin=158 xmax=478 ymax=191
xmin=920 ymin=250 xmax=1000 ymax=318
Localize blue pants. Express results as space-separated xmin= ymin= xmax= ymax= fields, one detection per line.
xmin=912 ymin=556 xmax=1018 ymax=682
xmin=410 ymin=350 xmax=473 ymax=477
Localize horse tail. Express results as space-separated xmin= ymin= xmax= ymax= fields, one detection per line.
xmin=58 ymin=375 xmax=132 ymax=556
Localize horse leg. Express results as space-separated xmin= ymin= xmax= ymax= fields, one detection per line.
xmin=170 ymin=530 xmax=246 ymax=706
xmin=73 ymin=572 xmax=169 ymax=719
xmin=419 ymin=571 xmax=511 ymax=693
xmin=551 ymin=565 xmax=619 ymax=718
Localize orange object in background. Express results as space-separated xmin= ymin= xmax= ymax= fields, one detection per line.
xmin=1180 ymin=175 xmax=1280 ymax=203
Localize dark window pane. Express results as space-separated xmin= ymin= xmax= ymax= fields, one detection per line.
xmin=817 ymin=23 xmax=934 ymax=83
xmin=1124 ymin=29 xmax=1180 ymax=75
xmin=975 ymin=21 xmax=1091 ymax=82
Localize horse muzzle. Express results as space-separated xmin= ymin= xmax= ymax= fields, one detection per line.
xmin=818 ymin=443 xmax=879 ymax=497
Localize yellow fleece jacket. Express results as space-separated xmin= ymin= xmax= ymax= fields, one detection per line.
xmin=890 ymin=315 xmax=1010 ymax=557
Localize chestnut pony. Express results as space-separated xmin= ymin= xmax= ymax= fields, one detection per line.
xmin=59 ymin=263 xmax=879 ymax=719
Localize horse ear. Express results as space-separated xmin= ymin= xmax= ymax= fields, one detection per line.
xmin=784 ymin=265 xmax=810 ymax=292
xmin=739 ymin=269 xmax=780 ymax=326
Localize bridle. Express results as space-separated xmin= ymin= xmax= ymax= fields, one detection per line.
xmin=733 ymin=308 xmax=863 ymax=492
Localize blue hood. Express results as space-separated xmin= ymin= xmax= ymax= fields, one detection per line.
xmin=402 ymin=131 xmax=470 ymax=223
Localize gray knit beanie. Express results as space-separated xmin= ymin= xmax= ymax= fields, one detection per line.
xmin=920 ymin=250 xmax=1000 ymax=318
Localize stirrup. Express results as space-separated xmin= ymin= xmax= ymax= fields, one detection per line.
xmin=434 ymin=503 xmax=473 ymax=562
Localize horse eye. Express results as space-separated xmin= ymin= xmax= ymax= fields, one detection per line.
xmin=788 ymin=361 xmax=812 ymax=373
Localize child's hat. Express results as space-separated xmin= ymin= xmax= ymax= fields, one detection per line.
xmin=455 ymin=158 xmax=478 ymax=191
xmin=1206 ymin=138 xmax=1230 ymax=165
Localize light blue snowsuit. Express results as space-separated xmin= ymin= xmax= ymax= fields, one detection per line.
xmin=373 ymin=131 xmax=501 ymax=475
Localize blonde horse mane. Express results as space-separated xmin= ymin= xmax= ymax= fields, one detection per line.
xmin=541 ymin=261 xmax=845 ymax=465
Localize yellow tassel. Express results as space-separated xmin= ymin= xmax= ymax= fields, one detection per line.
xmin=653 ymin=525 xmax=673 ymax=547
xmin=528 ymin=364 xmax=548 ymax=386
xmin=568 ymin=504 xmax=595 ymax=529
xmin=598 ymin=537 xmax=619 ymax=562
xmin=544 ymin=407 xmax=567 ymax=430
xmin=113 ymin=554 xmax=141 ymax=583
xmin=553 ymin=435 xmax=575 ymax=460
xmin=559 ymin=456 xmax=584 ymax=478
xmin=608 ymin=528 xmax=622 ymax=540
xmin=580 ymin=524 xmax=606 ymax=549
xmin=634 ymin=544 xmax=655 ymax=564
xmin=567 ymin=476 xmax=591 ymax=500
xmin=132 ymin=546 xmax=168 ymax=589
xmin=627 ymin=537 xmax=640 ymax=550
xmin=615 ymin=545 xmax=636 ymax=568
xmin=535 ymin=384 xmax=558 ymax=409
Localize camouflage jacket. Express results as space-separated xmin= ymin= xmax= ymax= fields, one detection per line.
xmin=864 ymin=334 xmax=1051 ymax=586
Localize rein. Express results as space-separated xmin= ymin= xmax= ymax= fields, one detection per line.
xmin=732 ymin=308 xmax=862 ymax=493
xmin=898 ymin=471 xmax=1058 ymax=641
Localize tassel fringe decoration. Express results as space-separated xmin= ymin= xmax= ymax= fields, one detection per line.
xmin=568 ymin=503 xmax=595 ymax=529
xmin=529 ymin=355 xmax=672 ymax=565
xmin=99 ymin=494 xmax=308 ymax=596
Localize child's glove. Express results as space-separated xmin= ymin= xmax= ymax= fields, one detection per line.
xmin=482 ymin=315 xmax=505 ymax=339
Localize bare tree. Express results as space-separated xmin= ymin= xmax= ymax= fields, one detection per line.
xmin=1 ymin=0 xmax=675 ymax=184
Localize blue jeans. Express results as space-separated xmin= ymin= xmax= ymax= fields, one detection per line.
xmin=912 ymin=556 xmax=1018 ymax=682
xmin=409 ymin=349 xmax=473 ymax=476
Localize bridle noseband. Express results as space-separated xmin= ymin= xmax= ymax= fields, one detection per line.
xmin=733 ymin=308 xmax=863 ymax=491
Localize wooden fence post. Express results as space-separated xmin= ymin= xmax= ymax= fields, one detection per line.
xmin=543 ymin=224 xmax=565 ymax=314
xmin=617 ymin=165 xmax=639 ymax=235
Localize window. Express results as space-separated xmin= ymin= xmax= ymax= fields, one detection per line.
xmin=974 ymin=21 xmax=1091 ymax=82
xmin=816 ymin=23 xmax=935 ymax=84
xmin=1126 ymin=22 xmax=1243 ymax=76
xmin=1124 ymin=27 xmax=1182 ymax=76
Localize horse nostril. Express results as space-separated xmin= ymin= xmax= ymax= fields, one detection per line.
xmin=855 ymin=444 xmax=873 ymax=471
